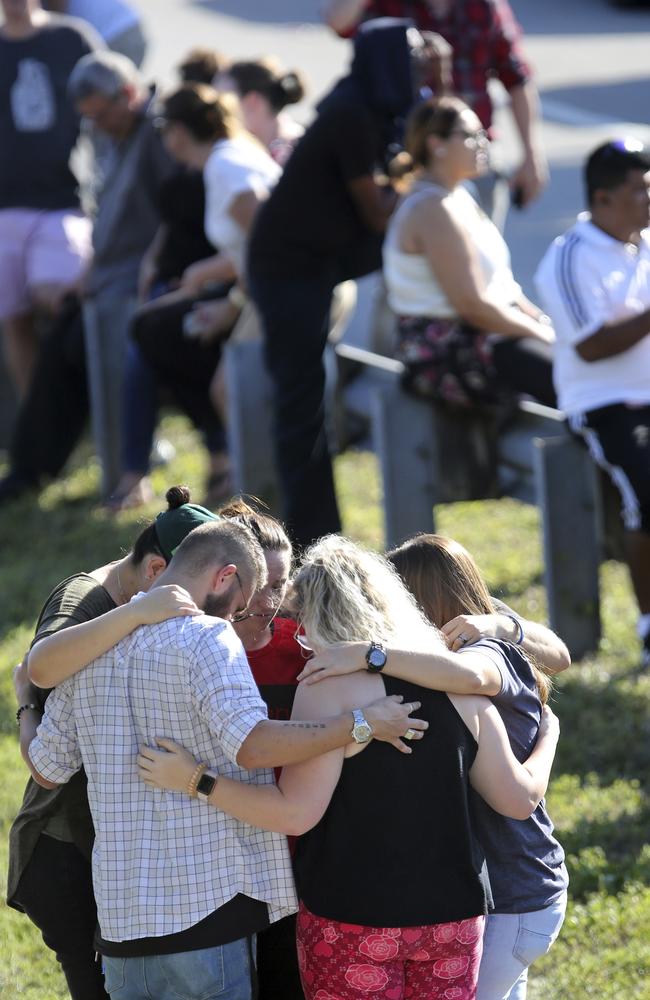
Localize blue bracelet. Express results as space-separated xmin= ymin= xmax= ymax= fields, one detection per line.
xmin=505 ymin=614 xmax=524 ymax=645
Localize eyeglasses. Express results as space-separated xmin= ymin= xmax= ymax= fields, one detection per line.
xmin=230 ymin=571 xmax=250 ymax=623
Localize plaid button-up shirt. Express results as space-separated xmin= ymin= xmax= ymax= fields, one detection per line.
xmin=337 ymin=0 xmax=531 ymax=129
xmin=30 ymin=611 xmax=298 ymax=942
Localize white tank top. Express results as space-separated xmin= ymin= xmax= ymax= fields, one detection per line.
xmin=383 ymin=183 xmax=521 ymax=318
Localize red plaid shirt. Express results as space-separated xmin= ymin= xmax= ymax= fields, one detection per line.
xmin=335 ymin=0 xmax=531 ymax=129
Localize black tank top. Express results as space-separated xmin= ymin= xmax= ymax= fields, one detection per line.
xmin=293 ymin=675 xmax=492 ymax=927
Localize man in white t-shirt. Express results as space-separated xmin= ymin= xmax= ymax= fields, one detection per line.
xmin=535 ymin=139 xmax=650 ymax=665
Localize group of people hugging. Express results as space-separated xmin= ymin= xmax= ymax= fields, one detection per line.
xmin=12 ymin=485 xmax=569 ymax=1000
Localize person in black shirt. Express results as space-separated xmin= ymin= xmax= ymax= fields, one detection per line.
xmin=247 ymin=19 xmax=428 ymax=548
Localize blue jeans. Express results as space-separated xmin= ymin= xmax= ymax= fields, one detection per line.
xmin=476 ymin=892 xmax=567 ymax=1000
xmin=103 ymin=937 xmax=254 ymax=1000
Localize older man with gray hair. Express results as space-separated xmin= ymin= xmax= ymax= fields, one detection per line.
xmin=68 ymin=50 xmax=174 ymax=500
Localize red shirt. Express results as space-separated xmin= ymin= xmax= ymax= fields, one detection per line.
xmin=335 ymin=0 xmax=531 ymax=129
xmin=246 ymin=616 xmax=304 ymax=723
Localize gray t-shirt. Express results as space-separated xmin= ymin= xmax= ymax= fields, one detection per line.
xmin=462 ymin=637 xmax=568 ymax=913
xmin=0 ymin=15 xmax=100 ymax=210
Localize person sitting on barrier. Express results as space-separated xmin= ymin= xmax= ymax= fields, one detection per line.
xmin=535 ymin=139 xmax=650 ymax=669
xmin=384 ymin=96 xmax=556 ymax=411
xmin=296 ymin=532 xmax=569 ymax=1000
xmin=132 ymin=83 xmax=281 ymax=505
xmin=136 ymin=533 xmax=561 ymax=1000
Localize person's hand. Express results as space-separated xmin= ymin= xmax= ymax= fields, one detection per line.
xmin=297 ymin=641 xmax=368 ymax=684
xmin=131 ymin=586 xmax=201 ymax=626
xmin=363 ymin=695 xmax=428 ymax=754
xmin=185 ymin=300 xmax=240 ymax=344
xmin=442 ymin=614 xmax=506 ymax=652
xmin=537 ymin=703 xmax=560 ymax=743
xmin=510 ymin=151 xmax=548 ymax=209
xmin=180 ymin=260 xmax=217 ymax=297
xmin=138 ymin=737 xmax=199 ymax=793
xmin=13 ymin=656 xmax=36 ymax=705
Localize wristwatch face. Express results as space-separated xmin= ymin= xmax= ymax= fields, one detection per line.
xmin=196 ymin=771 xmax=217 ymax=799
xmin=368 ymin=646 xmax=387 ymax=669
xmin=352 ymin=721 xmax=373 ymax=744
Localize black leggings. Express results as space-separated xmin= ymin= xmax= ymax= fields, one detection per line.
xmin=13 ymin=834 xmax=108 ymax=999
xmin=491 ymin=336 xmax=556 ymax=408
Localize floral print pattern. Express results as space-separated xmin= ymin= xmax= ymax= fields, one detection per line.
xmin=297 ymin=903 xmax=484 ymax=1000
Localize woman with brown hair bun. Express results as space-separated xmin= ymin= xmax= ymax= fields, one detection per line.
xmin=384 ymin=96 xmax=555 ymax=410
xmin=217 ymin=58 xmax=306 ymax=166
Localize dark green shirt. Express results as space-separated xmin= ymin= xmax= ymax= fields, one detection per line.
xmin=7 ymin=573 xmax=115 ymax=909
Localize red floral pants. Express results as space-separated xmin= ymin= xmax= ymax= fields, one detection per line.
xmin=296 ymin=902 xmax=484 ymax=1000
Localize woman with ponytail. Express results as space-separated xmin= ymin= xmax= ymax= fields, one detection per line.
xmin=9 ymin=485 xmax=214 ymax=998
xmin=217 ymin=58 xmax=306 ymax=167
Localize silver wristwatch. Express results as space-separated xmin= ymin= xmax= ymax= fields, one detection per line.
xmin=351 ymin=708 xmax=374 ymax=744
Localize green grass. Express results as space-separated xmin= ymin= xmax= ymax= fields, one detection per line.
xmin=1 ymin=419 xmax=649 ymax=998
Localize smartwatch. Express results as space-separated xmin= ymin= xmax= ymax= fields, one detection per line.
xmin=196 ymin=769 xmax=218 ymax=802
xmin=365 ymin=641 xmax=387 ymax=673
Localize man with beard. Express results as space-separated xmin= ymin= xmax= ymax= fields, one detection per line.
xmin=27 ymin=518 xmax=424 ymax=1000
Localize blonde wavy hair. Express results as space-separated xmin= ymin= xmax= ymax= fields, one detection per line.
xmin=292 ymin=535 xmax=438 ymax=651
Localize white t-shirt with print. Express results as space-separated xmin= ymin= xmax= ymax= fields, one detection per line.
xmin=203 ymin=135 xmax=281 ymax=275
xmin=535 ymin=214 xmax=650 ymax=415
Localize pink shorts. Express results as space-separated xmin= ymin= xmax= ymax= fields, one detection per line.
xmin=297 ymin=903 xmax=484 ymax=1000
xmin=0 ymin=208 xmax=93 ymax=319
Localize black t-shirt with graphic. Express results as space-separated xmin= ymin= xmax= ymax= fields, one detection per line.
xmin=0 ymin=16 xmax=98 ymax=211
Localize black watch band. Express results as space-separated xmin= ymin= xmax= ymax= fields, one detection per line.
xmin=365 ymin=641 xmax=387 ymax=672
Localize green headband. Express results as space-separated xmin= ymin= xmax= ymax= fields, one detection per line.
xmin=155 ymin=503 xmax=219 ymax=562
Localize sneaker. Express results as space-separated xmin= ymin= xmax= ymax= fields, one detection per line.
xmin=150 ymin=438 xmax=176 ymax=468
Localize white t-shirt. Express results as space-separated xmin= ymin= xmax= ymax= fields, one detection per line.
xmin=203 ymin=135 xmax=281 ymax=275
xmin=535 ymin=214 xmax=650 ymax=415
xmin=384 ymin=183 xmax=521 ymax=318
xmin=67 ymin=0 xmax=138 ymax=42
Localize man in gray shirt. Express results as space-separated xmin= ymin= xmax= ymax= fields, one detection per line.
xmin=68 ymin=50 xmax=174 ymax=500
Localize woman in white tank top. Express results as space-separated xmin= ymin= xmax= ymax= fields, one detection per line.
xmin=384 ymin=97 xmax=555 ymax=408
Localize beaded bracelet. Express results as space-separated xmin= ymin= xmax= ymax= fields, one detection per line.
xmin=187 ymin=762 xmax=207 ymax=798
xmin=16 ymin=703 xmax=39 ymax=725
xmin=505 ymin=614 xmax=525 ymax=645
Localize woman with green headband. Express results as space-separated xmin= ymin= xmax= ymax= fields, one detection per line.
xmin=9 ymin=485 xmax=211 ymax=999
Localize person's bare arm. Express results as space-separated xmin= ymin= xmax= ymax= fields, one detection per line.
xmin=139 ymin=681 xmax=348 ymax=835
xmin=322 ymin=0 xmax=368 ymax=34
xmin=575 ymin=308 xmax=650 ymax=362
xmin=297 ymin=640 xmax=502 ymax=696
xmin=347 ymin=176 xmax=398 ymax=233
xmin=415 ymin=198 xmax=553 ymax=341
xmin=180 ymin=253 xmax=238 ymax=296
xmin=451 ymin=697 xmax=560 ymax=819
xmin=236 ymin=694 xmax=426 ymax=769
xmin=228 ymin=189 xmax=266 ymax=235
xmin=508 ymin=81 xmax=548 ymax=208
xmin=28 ymin=587 xmax=200 ymax=689
xmin=442 ymin=612 xmax=571 ymax=674
xmin=13 ymin=659 xmax=47 ymax=780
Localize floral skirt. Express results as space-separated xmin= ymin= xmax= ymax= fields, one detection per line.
xmin=395 ymin=315 xmax=511 ymax=409
xmin=296 ymin=902 xmax=484 ymax=1000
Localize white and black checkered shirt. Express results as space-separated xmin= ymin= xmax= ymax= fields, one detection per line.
xmin=29 ymin=611 xmax=298 ymax=942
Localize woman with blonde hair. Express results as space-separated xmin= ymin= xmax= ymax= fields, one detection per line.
xmin=299 ymin=533 xmax=569 ymax=1000
xmin=385 ymin=96 xmax=555 ymax=409
xmin=137 ymin=534 xmax=561 ymax=1000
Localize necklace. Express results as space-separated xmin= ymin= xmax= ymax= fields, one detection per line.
xmin=116 ymin=562 xmax=129 ymax=605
